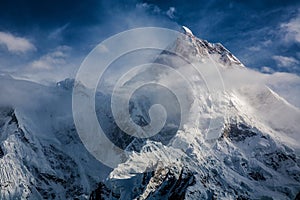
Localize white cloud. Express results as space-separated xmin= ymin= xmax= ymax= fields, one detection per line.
xmin=219 ymin=68 xmax=300 ymax=108
xmin=9 ymin=45 xmax=76 ymax=84
xmin=0 ymin=32 xmax=36 ymax=53
xmin=266 ymin=72 xmax=300 ymax=108
xmin=136 ymin=3 xmax=176 ymax=20
xmin=280 ymin=11 xmax=300 ymax=43
xmin=272 ymin=55 xmax=299 ymax=68
xmin=260 ymin=66 xmax=274 ymax=73
xmin=166 ymin=7 xmax=176 ymax=19
xmin=136 ymin=3 xmax=161 ymax=14
xmin=31 ymin=46 xmax=71 ymax=70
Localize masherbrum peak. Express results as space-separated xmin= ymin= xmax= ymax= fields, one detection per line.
xmin=90 ymin=27 xmax=300 ymax=199
xmin=0 ymin=27 xmax=299 ymax=199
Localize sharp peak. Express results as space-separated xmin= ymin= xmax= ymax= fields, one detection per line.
xmin=181 ymin=26 xmax=194 ymax=36
xmin=175 ymin=27 xmax=245 ymax=68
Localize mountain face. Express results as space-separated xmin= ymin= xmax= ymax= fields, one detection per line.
xmin=0 ymin=27 xmax=300 ymax=199
xmin=0 ymin=77 xmax=112 ymax=199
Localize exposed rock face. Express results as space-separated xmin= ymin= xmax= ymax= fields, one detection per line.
xmin=90 ymin=165 xmax=195 ymax=200
xmin=0 ymin=146 xmax=4 ymax=158
xmin=222 ymin=123 xmax=257 ymax=142
xmin=90 ymin=120 xmax=300 ymax=199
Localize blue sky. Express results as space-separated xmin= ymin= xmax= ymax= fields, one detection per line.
xmin=0 ymin=0 xmax=299 ymax=82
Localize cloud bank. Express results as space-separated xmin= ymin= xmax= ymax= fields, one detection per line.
xmin=0 ymin=32 xmax=36 ymax=53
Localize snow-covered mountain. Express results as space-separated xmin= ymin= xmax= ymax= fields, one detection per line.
xmin=0 ymin=27 xmax=300 ymax=199
xmin=88 ymin=27 xmax=300 ymax=200
xmin=0 ymin=75 xmax=113 ymax=199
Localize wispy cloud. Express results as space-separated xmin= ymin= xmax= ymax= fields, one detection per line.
xmin=136 ymin=3 xmax=161 ymax=14
xmin=30 ymin=45 xmax=71 ymax=70
xmin=137 ymin=3 xmax=177 ymax=20
xmin=272 ymin=55 xmax=299 ymax=68
xmin=48 ymin=23 xmax=69 ymax=40
xmin=0 ymin=32 xmax=36 ymax=53
xmin=280 ymin=10 xmax=300 ymax=43
xmin=248 ymin=46 xmax=261 ymax=52
xmin=10 ymin=45 xmax=76 ymax=84
xmin=166 ymin=7 xmax=176 ymax=19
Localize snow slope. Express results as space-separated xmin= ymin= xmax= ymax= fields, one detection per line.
xmin=0 ymin=76 xmax=111 ymax=199
xmin=90 ymin=27 xmax=300 ymax=199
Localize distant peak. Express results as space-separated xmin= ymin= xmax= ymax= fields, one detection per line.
xmin=56 ymin=78 xmax=75 ymax=90
xmin=182 ymin=26 xmax=193 ymax=36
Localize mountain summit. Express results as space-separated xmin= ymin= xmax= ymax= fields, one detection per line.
xmin=182 ymin=26 xmax=194 ymax=36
